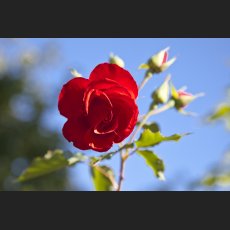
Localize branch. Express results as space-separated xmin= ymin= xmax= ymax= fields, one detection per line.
xmin=129 ymin=100 xmax=175 ymax=143
xmin=117 ymin=153 xmax=126 ymax=191
xmin=91 ymin=143 xmax=134 ymax=166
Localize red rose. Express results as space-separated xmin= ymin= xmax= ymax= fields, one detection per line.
xmin=58 ymin=63 xmax=139 ymax=152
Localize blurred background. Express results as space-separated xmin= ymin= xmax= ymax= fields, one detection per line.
xmin=0 ymin=38 xmax=230 ymax=191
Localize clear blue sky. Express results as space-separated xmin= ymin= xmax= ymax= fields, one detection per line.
xmin=16 ymin=38 xmax=230 ymax=190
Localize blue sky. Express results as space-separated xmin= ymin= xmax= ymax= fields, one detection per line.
xmin=10 ymin=38 xmax=230 ymax=190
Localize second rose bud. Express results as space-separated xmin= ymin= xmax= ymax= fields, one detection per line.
xmin=152 ymin=75 xmax=171 ymax=104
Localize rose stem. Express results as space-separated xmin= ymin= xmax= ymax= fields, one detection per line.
xmin=117 ymin=72 xmax=172 ymax=191
xmin=117 ymin=152 xmax=126 ymax=191
xmin=138 ymin=71 xmax=153 ymax=91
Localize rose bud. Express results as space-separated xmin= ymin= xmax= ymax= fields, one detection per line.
xmin=171 ymin=84 xmax=204 ymax=110
xmin=152 ymin=75 xmax=171 ymax=104
xmin=175 ymin=91 xmax=195 ymax=109
xmin=58 ymin=63 xmax=138 ymax=152
xmin=109 ymin=53 xmax=125 ymax=68
xmin=139 ymin=47 xmax=176 ymax=74
xmin=69 ymin=68 xmax=83 ymax=78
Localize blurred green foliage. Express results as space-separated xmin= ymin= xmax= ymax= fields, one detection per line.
xmin=199 ymin=88 xmax=230 ymax=189
xmin=0 ymin=39 xmax=80 ymax=191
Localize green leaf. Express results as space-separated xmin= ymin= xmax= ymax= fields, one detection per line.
xmin=91 ymin=165 xmax=116 ymax=191
xmin=142 ymin=122 xmax=160 ymax=132
xmin=202 ymin=173 xmax=230 ymax=187
xmin=119 ymin=143 xmax=135 ymax=151
xmin=18 ymin=149 xmax=87 ymax=182
xmin=138 ymin=63 xmax=149 ymax=70
xmin=163 ymin=134 xmax=184 ymax=142
xmin=136 ymin=129 xmax=186 ymax=148
xmin=208 ymin=104 xmax=230 ymax=121
xmin=170 ymin=82 xmax=179 ymax=99
xmin=149 ymin=101 xmax=159 ymax=111
xmin=202 ymin=176 xmax=216 ymax=186
xmin=137 ymin=150 xmax=165 ymax=180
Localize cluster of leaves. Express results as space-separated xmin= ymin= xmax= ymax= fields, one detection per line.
xmin=201 ymin=151 xmax=230 ymax=189
xmin=200 ymin=88 xmax=230 ymax=189
xmin=18 ymin=150 xmax=87 ymax=182
xmin=18 ymin=47 xmax=202 ymax=191
xmin=0 ymin=39 xmax=82 ymax=191
xmin=18 ymin=131 xmax=187 ymax=190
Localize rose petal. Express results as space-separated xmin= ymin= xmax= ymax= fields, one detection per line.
xmin=94 ymin=116 xmax=118 ymax=134
xmin=89 ymin=63 xmax=138 ymax=99
xmin=89 ymin=133 xmax=115 ymax=152
xmin=177 ymin=90 xmax=193 ymax=97
xmin=162 ymin=51 xmax=168 ymax=64
xmin=62 ymin=117 xmax=90 ymax=150
xmin=88 ymin=78 xmax=133 ymax=99
xmin=88 ymin=78 xmax=119 ymax=91
xmin=107 ymin=93 xmax=138 ymax=143
xmin=84 ymin=89 xmax=113 ymax=127
xmin=58 ymin=78 xmax=89 ymax=119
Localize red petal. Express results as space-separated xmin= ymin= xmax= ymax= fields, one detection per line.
xmin=58 ymin=78 xmax=89 ymax=119
xmin=62 ymin=117 xmax=91 ymax=150
xmin=162 ymin=51 xmax=168 ymax=64
xmin=84 ymin=89 xmax=113 ymax=127
xmin=178 ymin=90 xmax=193 ymax=97
xmin=94 ymin=116 xmax=118 ymax=135
xmin=63 ymin=115 xmax=116 ymax=152
xmin=88 ymin=133 xmax=115 ymax=152
xmin=89 ymin=63 xmax=138 ymax=99
xmin=106 ymin=92 xmax=138 ymax=143
xmin=88 ymin=78 xmax=133 ymax=98
xmin=104 ymin=85 xmax=132 ymax=98
xmin=88 ymin=78 xmax=120 ymax=91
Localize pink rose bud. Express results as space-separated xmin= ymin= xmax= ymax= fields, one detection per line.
xmin=139 ymin=47 xmax=176 ymax=74
xmin=174 ymin=90 xmax=204 ymax=110
xmin=176 ymin=90 xmax=195 ymax=108
xmin=170 ymin=83 xmax=204 ymax=113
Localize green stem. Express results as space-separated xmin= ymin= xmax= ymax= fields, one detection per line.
xmin=91 ymin=143 xmax=134 ymax=166
xmin=117 ymin=152 xmax=126 ymax=191
xmin=91 ymin=151 xmax=119 ymax=167
xmin=99 ymin=73 xmax=174 ymax=191
xmin=138 ymin=71 xmax=153 ymax=91
xmin=129 ymin=100 xmax=175 ymax=143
